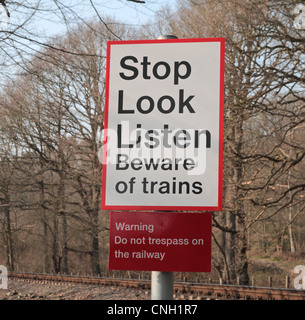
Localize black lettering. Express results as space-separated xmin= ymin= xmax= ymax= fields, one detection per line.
xmin=161 ymin=125 xmax=172 ymax=148
xmin=131 ymin=158 xmax=142 ymax=170
xmin=153 ymin=61 xmax=171 ymax=80
xmin=135 ymin=124 xmax=142 ymax=147
xmin=142 ymin=177 xmax=149 ymax=193
xmin=144 ymin=158 xmax=160 ymax=170
xmin=137 ymin=96 xmax=154 ymax=114
xmin=183 ymin=158 xmax=195 ymax=170
xmin=174 ymin=61 xmax=192 ymax=85
xmin=116 ymin=154 xmax=129 ymax=170
xmin=174 ymin=130 xmax=191 ymax=148
xmin=179 ymin=89 xmax=195 ymax=113
xmin=118 ymin=90 xmax=134 ymax=114
xmin=150 ymin=180 xmax=158 ymax=193
xmin=141 ymin=56 xmax=151 ymax=79
xmin=115 ymin=181 xmax=128 ymax=194
xmin=192 ymin=181 xmax=203 ymax=194
xmin=179 ymin=181 xmax=190 ymax=194
xmin=117 ymin=124 xmax=133 ymax=148
xmin=160 ymin=158 xmax=172 ymax=170
xmin=172 ymin=177 xmax=176 ymax=193
xmin=157 ymin=95 xmax=175 ymax=114
xmin=120 ymin=56 xmax=138 ymax=80
xmin=195 ymin=129 xmax=211 ymax=148
xmin=144 ymin=130 xmax=160 ymax=149
xmin=159 ymin=181 xmax=170 ymax=194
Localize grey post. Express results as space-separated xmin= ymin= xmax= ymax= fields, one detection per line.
xmin=157 ymin=35 xmax=178 ymax=40
xmin=151 ymin=271 xmax=174 ymax=300
xmin=151 ymin=34 xmax=178 ymax=301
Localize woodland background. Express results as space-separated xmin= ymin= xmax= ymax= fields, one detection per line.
xmin=1 ymin=0 xmax=305 ymax=287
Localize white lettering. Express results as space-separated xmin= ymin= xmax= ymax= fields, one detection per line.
xmin=115 ymin=222 xmax=154 ymax=233
xmin=0 ymin=265 xmax=8 ymax=289
xmin=294 ymin=265 xmax=305 ymax=289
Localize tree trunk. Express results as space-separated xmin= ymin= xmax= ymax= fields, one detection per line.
xmin=52 ymin=211 xmax=61 ymax=274
xmin=287 ymin=167 xmax=296 ymax=255
xmin=58 ymin=170 xmax=68 ymax=274
xmin=4 ymin=204 xmax=14 ymax=271
xmin=91 ymin=211 xmax=101 ymax=276
xmin=43 ymin=216 xmax=50 ymax=273
xmin=225 ymin=211 xmax=236 ymax=282
xmin=38 ymin=180 xmax=51 ymax=273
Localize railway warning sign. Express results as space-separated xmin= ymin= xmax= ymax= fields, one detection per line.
xmin=101 ymin=38 xmax=225 ymax=210
xmin=109 ymin=211 xmax=212 ymax=272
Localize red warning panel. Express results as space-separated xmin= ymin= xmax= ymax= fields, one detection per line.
xmin=109 ymin=211 xmax=211 ymax=272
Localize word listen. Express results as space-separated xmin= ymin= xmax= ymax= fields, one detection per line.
xmin=117 ymin=123 xmax=211 ymax=149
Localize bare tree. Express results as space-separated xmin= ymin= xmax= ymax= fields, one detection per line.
xmin=0 ymin=17 xmax=136 ymax=275
xmin=152 ymin=0 xmax=305 ymax=284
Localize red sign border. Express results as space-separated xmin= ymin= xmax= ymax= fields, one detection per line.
xmin=101 ymin=37 xmax=224 ymax=211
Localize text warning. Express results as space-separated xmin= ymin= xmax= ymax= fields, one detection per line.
xmin=109 ymin=211 xmax=212 ymax=272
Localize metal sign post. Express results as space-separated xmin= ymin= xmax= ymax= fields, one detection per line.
xmin=151 ymin=271 xmax=174 ymax=300
xmin=151 ymin=35 xmax=176 ymax=301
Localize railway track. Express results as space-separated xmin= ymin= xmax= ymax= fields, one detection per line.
xmin=7 ymin=272 xmax=305 ymax=300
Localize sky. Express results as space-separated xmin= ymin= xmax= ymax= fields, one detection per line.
xmin=0 ymin=0 xmax=178 ymax=85
xmin=101 ymin=0 xmax=177 ymax=23
xmin=31 ymin=0 xmax=178 ymax=38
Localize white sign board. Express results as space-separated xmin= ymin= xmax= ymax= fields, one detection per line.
xmin=101 ymin=38 xmax=224 ymax=210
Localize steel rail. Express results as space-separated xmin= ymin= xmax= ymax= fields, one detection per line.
xmin=7 ymin=272 xmax=305 ymax=300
